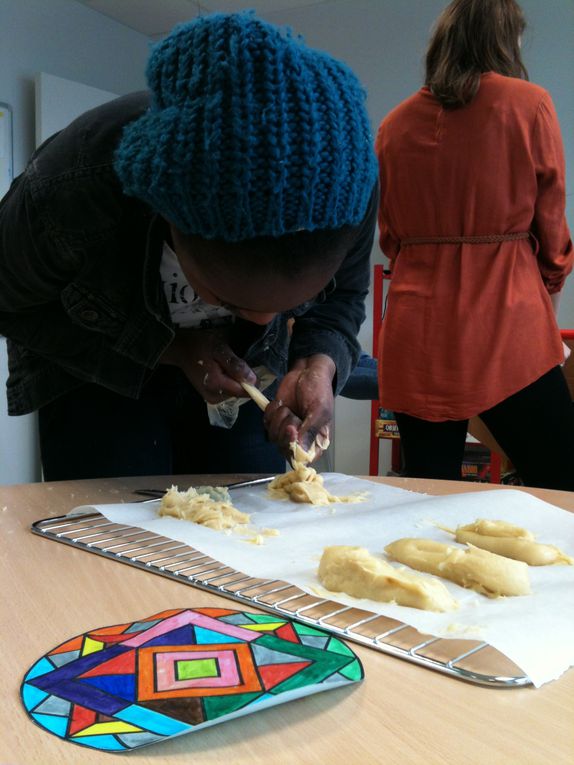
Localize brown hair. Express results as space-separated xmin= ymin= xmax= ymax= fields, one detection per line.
xmin=425 ymin=0 xmax=528 ymax=109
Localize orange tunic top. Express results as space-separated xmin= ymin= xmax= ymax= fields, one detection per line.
xmin=375 ymin=73 xmax=573 ymax=421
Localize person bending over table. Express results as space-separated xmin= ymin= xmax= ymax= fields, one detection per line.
xmin=0 ymin=13 xmax=378 ymax=480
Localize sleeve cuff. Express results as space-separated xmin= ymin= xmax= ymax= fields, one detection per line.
xmin=289 ymin=329 xmax=360 ymax=395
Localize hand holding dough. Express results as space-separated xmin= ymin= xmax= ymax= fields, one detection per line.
xmin=450 ymin=519 xmax=573 ymax=566
xmin=240 ymin=383 xmax=330 ymax=464
xmin=384 ymin=538 xmax=531 ymax=598
xmin=318 ymin=545 xmax=458 ymax=612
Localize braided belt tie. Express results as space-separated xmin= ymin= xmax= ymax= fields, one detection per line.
xmin=401 ymin=232 xmax=530 ymax=246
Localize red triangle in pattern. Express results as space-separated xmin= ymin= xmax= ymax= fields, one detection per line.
xmin=93 ymin=633 xmax=133 ymax=645
xmin=68 ymin=704 xmax=97 ymax=735
xmin=79 ymin=649 xmax=136 ymax=677
xmin=275 ymin=623 xmax=299 ymax=644
xmin=258 ymin=661 xmax=311 ymax=690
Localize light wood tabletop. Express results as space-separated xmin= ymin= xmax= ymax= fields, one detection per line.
xmin=1 ymin=475 xmax=573 ymax=765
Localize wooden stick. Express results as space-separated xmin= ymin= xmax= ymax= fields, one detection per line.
xmin=240 ymin=381 xmax=270 ymax=412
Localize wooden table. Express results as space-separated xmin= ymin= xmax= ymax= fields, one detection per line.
xmin=1 ymin=475 xmax=573 ymax=764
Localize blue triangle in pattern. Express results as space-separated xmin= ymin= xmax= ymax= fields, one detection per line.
xmin=34 ymin=695 xmax=71 ymax=716
xmin=299 ymin=635 xmax=329 ymax=649
xmin=251 ymin=643 xmax=309 ymax=665
xmin=194 ymin=626 xmax=243 ymax=645
xmin=25 ymin=657 xmax=54 ymax=681
xmin=143 ymin=625 xmax=196 ymax=647
xmin=31 ymin=712 xmax=68 ymax=737
xmin=50 ymin=650 xmax=81 ymax=668
xmin=219 ymin=613 xmax=255 ymax=625
xmin=78 ymin=674 xmax=136 ymax=701
xmin=21 ymin=683 xmax=49 ymax=710
xmin=125 ymin=619 xmax=162 ymax=633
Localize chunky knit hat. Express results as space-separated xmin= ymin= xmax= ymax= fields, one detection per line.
xmin=114 ymin=12 xmax=377 ymax=241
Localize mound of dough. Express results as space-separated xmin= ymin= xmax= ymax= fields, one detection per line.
xmin=268 ymin=442 xmax=366 ymax=506
xmin=318 ymin=545 xmax=458 ymax=612
xmin=452 ymin=519 xmax=573 ymax=566
xmin=268 ymin=466 xmax=365 ymax=505
xmin=384 ymin=538 xmax=530 ymax=598
xmin=159 ymin=485 xmax=250 ymax=531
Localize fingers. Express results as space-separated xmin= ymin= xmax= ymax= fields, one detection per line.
xmin=263 ymin=399 xmax=302 ymax=459
xmin=198 ymin=345 xmax=257 ymax=402
xmin=200 ymin=366 xmax=250 ymax=403
xmin=294 ymin=388 xmax=333 ymax=462
xmin=263 ymin=400 xmax=331 ymax=463
xmin=212 ymin=343 xmax=257 ymax=386
xmin=298 ymin=423 xmax=331 ymax=462
xmin=268 ymin=365 xmax=334 ymax=462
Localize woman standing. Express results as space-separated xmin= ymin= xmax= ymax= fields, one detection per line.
xmin=376 ymin=0 xmax=574 ymax=489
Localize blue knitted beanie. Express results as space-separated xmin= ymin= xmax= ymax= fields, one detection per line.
xmin=114 ymin=12 xmax=377 ymax=241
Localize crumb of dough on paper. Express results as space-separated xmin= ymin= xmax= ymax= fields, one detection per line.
xmin=318 ymin=545 xmax=458 ymax=612
xmin=440 ymin=622 xmax=485 ymax=637
xmin=437 ymin=518 xmax=574 ymax=566
xmin=238 ymin=526 xmax=281 ymax=546
xmin=268 ymin=442 xmax=368 ymax=506
xmin=384 ymin=538 xmax=531 ymax=598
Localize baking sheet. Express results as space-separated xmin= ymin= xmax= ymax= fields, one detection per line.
xmin=70 ymin=476 xmax=574 ymax=687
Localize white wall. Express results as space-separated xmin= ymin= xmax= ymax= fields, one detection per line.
xmin=259 ymin=0 xmax=574 ymax=475
xmin=0 ymin=0 xmax=149 ymax=484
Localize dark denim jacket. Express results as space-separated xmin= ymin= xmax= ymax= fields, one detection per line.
xmin=0 ymin=92 xmax=377 ymax=416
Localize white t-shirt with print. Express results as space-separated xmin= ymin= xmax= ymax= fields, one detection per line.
xmin=159 ymin=242 xmax=275 ymax=429
xmin=159 ymin=242 xmax=234 ymax=329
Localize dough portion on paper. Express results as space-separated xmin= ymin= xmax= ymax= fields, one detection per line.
xmin=450 ymin=519 xmax=574 ymax=566
xmin=159 ymin=485 xmax=250 ymax=530
xmin=159 ymin=486 xmax=279 ymax=542
xmin=318 ymin=545 xmax=458 ymax=612
xmin=385 ymin=538 xmax=530 ymax=598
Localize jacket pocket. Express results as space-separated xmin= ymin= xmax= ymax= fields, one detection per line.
xmin=61 ymin=283 xmax=127 ymax=336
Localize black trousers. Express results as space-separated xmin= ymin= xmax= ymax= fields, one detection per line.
xmin=38 ymin=366 xmax=286 ymax=481
xmin=394 ymin=366 xmax=574 ymax=491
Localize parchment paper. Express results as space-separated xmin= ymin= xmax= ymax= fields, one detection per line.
xmin=70 ymin=476 xmax=574 ymax=687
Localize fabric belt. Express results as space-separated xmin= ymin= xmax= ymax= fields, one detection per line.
xmin=400 ymin=232 xmax=530 ymax=246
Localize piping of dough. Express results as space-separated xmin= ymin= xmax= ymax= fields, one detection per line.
xmin=267 ymin=442 xmax=366 ymax=506
xmin=318 ymin=545 xmax=458 ymax=612
xmin=449 ymin=519 xmax=574 ymax=566
xmin=158 ymin=485 xmax=250 ymax=530
xmin=384 ymin=538 xmax=530 ymax=598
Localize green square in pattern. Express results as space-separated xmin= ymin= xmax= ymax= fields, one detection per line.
xmin=176 ymin=658 xmax=218 ymax=681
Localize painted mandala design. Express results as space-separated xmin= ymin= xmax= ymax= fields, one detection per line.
xmin=21 ymin=608 xmax=363 ymax=752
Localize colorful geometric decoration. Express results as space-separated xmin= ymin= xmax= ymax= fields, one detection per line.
xmin=21 ymin=608 xmax=363 ymax=752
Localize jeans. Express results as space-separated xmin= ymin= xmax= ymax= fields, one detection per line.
xmin=38 ymin=366 xmax=286 ymax=480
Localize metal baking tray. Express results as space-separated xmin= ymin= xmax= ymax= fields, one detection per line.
xmin=31 ymin=511 xmax=531 ymax=688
